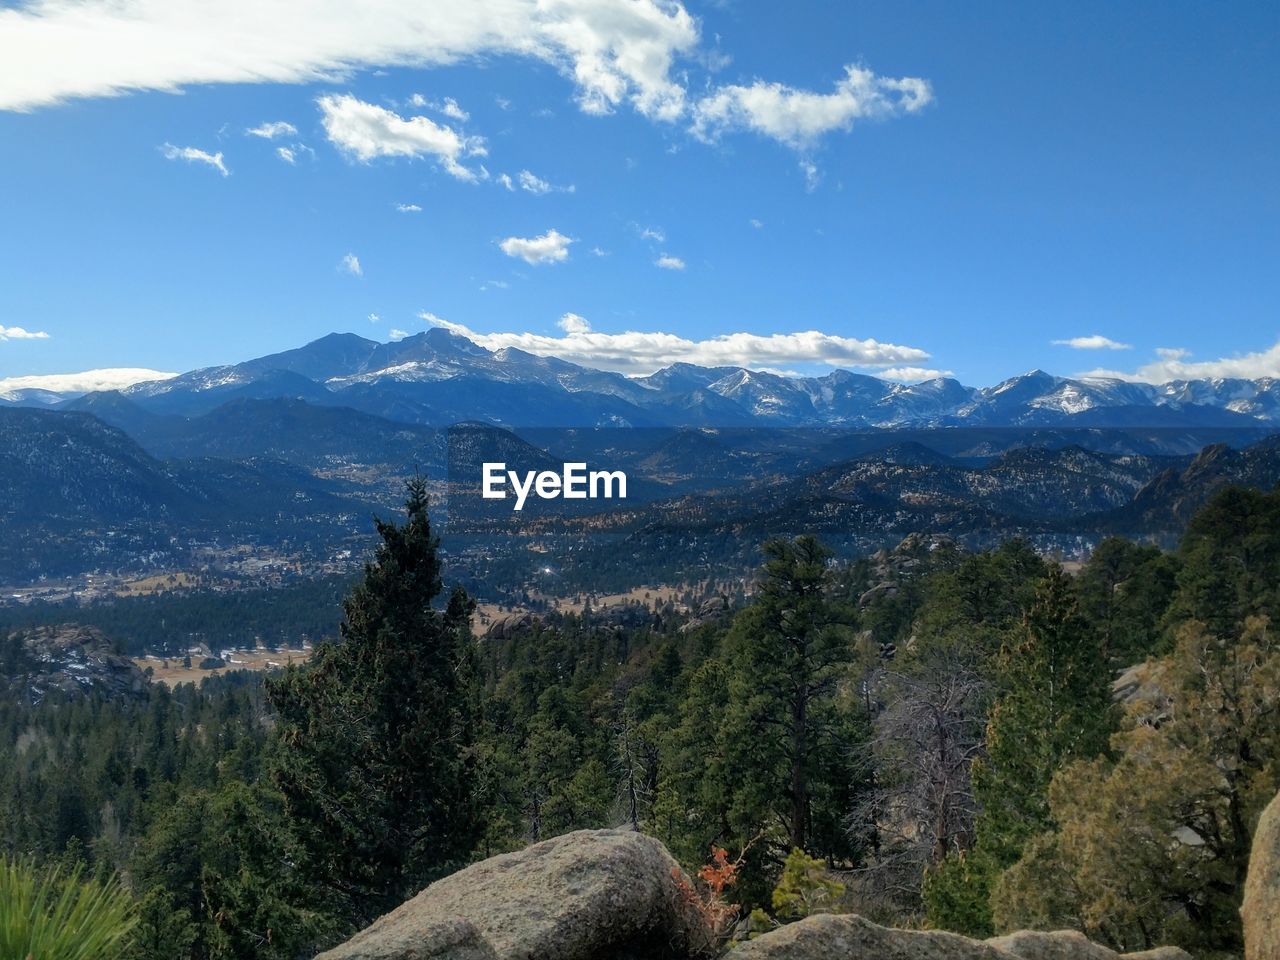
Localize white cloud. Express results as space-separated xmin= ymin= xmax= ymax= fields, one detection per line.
xmin=749 ymin=218 xmax=763 ymax=229
xmin=0 ymin=368 xmax=176 ymax=395
xmin=655 ymin=254 xmax=685 ymax=270
xmin=498 ymin=228 xmax=573 ymax=265
xmin=0 ymin=0 xmax=698 ymax=121
xmin=496 ymin=172 xmax=515 ymax=191
xmin=340 ymin=252 xmax=362 ymax=275
xmin=276 ymin=145 xmax=297 ymax=164
xmin=160 ymin=143 xmax=228 ymax=176
xmin=558 ymin=312 xmax=591 ymax=334
xmin=246 ymin=120 xmax=297 ymax=139
xmin=0 ymin=3 xmax=929 ymax=162
xmin=421 ymin=312 xmax=933 ymax=376
xmin=0 ymin=325 xmax=51 ymax=341
xmin=439 ymin=96 xmax=468 ymax=121
xmin=880 ymin=366 xmax=952 ymax=382
xmin=590 ymin=246 xmax=609 ymax=256
xmin=1083 ymin=341 xmax=1280 ymax=384
xmin=692 ymin=64 xmax=932 ymax=148
xmin=318 ymin=93 xmax=485 ymax=180
xmin=368 ymin=312 xmax=381 ymax=323
xmin=1052 ymin=334 xmax=1132 ymax=351
xmin=517 ymin=169 xmax=573 ymax=194
xmin=395 ymin=202 xmax=423 ymax=212
xmin=388 ymin=328 xmax=409 ymax=340
xmin=636 ymin=224 xmax=665 ymax=243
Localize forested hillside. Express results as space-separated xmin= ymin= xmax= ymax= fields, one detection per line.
xmin=3 ymin=481 xmax=1278 ymax=958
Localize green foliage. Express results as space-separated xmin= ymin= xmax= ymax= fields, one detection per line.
xmin=921 ymin=850 xmax=999 ymax=937
xmin=993 ymin=615 xmax=1280 ymax=955
xmin=0 ymin=856 xmax=136 ymax=960
xmin=972 ymin=567 xmax=1115 ymax=869
xmin=267 ymin=478 xmax=481 ymax=928
xmin=771 ymin=848 xmax=846 ymax=920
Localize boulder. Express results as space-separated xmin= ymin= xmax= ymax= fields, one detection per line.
xmin=317 ymin=916 xmax=497 ymax=960
xmin=316 ymin=829 xmax=708 ymax=960
xmin=988 ymin=930 xmax=1115 ymax=960
xmin=734 ymin=915 xmax=1013 ymax=960
xmin=988 ymin=930 xmax=1190 ymax=960
xmin=1244 ymin=789 xmax=1280 ymax=960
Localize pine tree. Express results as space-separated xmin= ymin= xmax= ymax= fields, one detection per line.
xmin=721 ymin=536 xmax=866 ymax=874
xmin=267 ymin=478 xmax=480 ymax=928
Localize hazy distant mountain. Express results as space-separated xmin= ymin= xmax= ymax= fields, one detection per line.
xmin=4 ymin=329 xmax=1280 ymax=431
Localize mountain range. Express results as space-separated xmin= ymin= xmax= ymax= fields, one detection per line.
xmin=6 ymin=328 xmax=1280 ymax=429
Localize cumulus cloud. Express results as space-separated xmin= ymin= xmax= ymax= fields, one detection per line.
xmin=340 ymin=252 xmax=362 ymax=275
xmin=691 ymin=65 xmax=932 ymax=148
xmin=498 ymin=228 xmax=573 ymax=265
xmin=558 ymin=312 xmax=590 ymax=334
xmin=654 ymin=254 xmax=685 ymax=270
xmin=395 ymin=202 xmax=422 ymax=212
xmin=318 ymin=93 xmax=485 ymax=180
xmin=420 ymin=312 xmax=933 ymax=376
xmin=246 ymin=120 xmax=297 ymax=139
xmin=0 ymin=3 xmax=928 ymax=159
xmin=0 ymin=325 xmax=51 ymax=341
xmin=1052 ymin=334 xmax=1132 ymax=351
xmin=0 ymin=368 xmax=176 ymax=395
xmin=160 ymin=143 xmax=228 ymax=176
xmin=388 ymin=328 xmax=409 ymax=340
xmin=1083 ymin=341 xmax=1280 ymax=384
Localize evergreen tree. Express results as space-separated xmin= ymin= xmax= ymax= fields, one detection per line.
xmin=721 ymin=537 xmax=867 ymax=876
xmin=267 ymin=478 xmax=480 ymax=929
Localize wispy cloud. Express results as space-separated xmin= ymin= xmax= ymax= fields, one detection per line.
xmin=1052 ymin=334 xmax=1132 ymax=351
xmin=0 ymin=368 xmax=175 ymax=395
xmin=246 ymin=120 xmax=297 ymax=139
xmin=517 ymin=169 xmax=573 ymax=194
xmin=1083 ymin=341 xmax=1280 ymax=383
xmin=655 ymin=254 xmax=685 ymax=270
xmin=395 ymin=202 xmax=423 ymax=213
xmin=160 ymin=142 xmax=228 ymax=176
xmin=0 ymin=325 xmax=50 ymax=341
xmin=340 ymin=252 xmax=362 ymax=276
xmin=276 ymin=145 xmax=297 ymax=164
xmin=421 ymin=312 xmax=933 ymax=377
xmin=409 ymin=94 xmax=469 ymax=121
xmin=318 ymin=94 xmax=485 ymax=180
xmin=498 ymin=229 xmax=573 ymax=265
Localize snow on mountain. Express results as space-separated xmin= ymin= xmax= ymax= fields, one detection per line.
xmin=9 ymin=331 xmax=1280 ymax=430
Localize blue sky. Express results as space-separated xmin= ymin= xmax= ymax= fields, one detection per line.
xmin=0 ymin=0 xmax=1277 ymax=389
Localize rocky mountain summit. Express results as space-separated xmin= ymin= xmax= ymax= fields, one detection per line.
xmin=8 ymin=329 xmax=1280 ymax=430
xmin=308 ymin=809 xmax=1280 ymax=960
xmin=0 ymin=624 xmax=147 ymax=704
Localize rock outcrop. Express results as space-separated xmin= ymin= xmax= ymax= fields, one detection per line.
xmin=1 ymin=624 xmax=148 ymax=704
xmin=316 ymin=829 xmax=709 ymax=960
xmin=734 ymin=914 xmax=1011 ymax=959
xmin=987 ymin=930 xmax=1189 ymax=960
xmin=1244 ymin=789 xmax=1280 ymax=960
